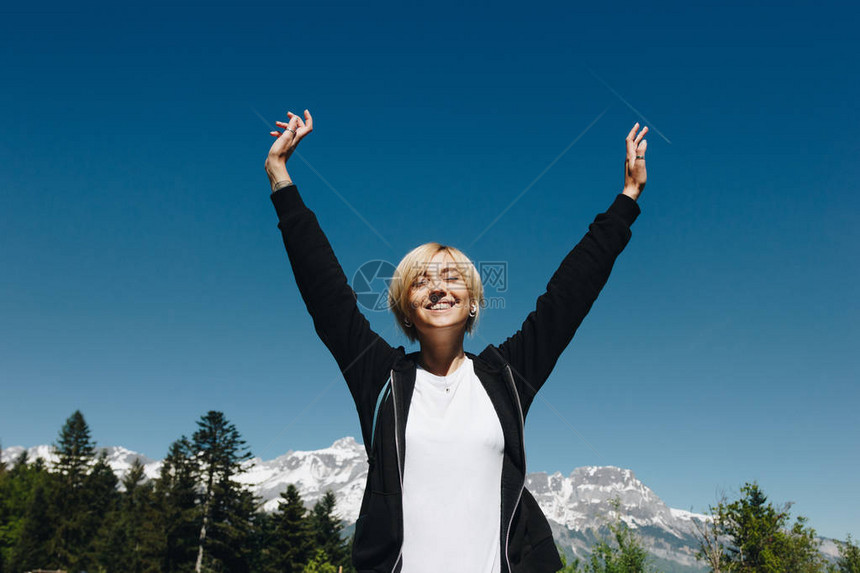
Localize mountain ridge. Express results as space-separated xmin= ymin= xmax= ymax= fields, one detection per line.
xmin=2 ymin=437 xmax=841 ymax=572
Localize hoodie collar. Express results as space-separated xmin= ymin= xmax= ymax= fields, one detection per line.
xmin=391 ymin=347 xmax=504 ymax=375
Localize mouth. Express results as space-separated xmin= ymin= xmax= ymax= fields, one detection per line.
xmin=426 ymin=299 xmax=457 ymax=311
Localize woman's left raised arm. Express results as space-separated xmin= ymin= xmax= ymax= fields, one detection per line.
xmin=492 ymin=123 xmax=648 ymax=408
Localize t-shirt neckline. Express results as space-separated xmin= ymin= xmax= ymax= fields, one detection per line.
xmin=416 ymin=356 xmax=472 ymax=382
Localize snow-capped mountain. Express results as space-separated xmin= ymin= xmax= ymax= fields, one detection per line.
xmin=239 ymin=437 xmax=368 ymax=517
xmin=528 ymin=466 xmax=709 ymax=570
xmin=1 ymin=438 xmax=840 ymax=572
xmin=1 ymin=444 xmax=161 ymax=482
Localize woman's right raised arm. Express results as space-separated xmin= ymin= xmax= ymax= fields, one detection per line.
xmin=265 ymin=110 xmax=398 ymax=445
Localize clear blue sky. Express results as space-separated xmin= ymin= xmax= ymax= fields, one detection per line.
xmin=2 ymin=0 xmax=857 ymax=541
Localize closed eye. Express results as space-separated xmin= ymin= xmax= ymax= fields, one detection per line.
xmin=411 ymin=274 xmax=463 ymax=288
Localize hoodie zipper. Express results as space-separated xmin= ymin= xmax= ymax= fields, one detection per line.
xmin=390 ymin=368 xmax=404 ymax=573
xmin=503 ymin=364 xmax=526 ymax=573
xmin=389 ymin=363 xmax=523 ymax=573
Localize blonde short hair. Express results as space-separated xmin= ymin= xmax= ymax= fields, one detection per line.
xmin=388 ymin=242 xmax=485 ymax=343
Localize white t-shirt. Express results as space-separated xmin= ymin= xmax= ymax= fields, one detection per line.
xmin=401 ymin=357 xmax=505 ymax=573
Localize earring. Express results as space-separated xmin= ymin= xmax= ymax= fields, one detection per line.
xmin=469 ymin=305 xmax=477 ymax=318
xmin=403 ymin=318 xmax=412 ymax=327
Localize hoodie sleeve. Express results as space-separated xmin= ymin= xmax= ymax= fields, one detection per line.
xmin=271 ymin=184 xmax=399 ymax=446
xmin=495 ymin=194 xmax=640 ymax=410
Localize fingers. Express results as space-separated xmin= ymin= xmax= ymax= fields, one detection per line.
xmin=284 ymin=109 xmax=313 ymax=141
xmin=626 ymin=122 xmax=648 ymax=160
xmin=273 ymin=113 xmax=302 ymax=140
xmin=626 ymin=123 xmax=638 ymax=157
xmin=626 ymin=122 xmax=640 ymax=141
xmin=289 ymin=109 xmax=314 ymax=138
xmin=626 ymin=122 xmax=648 ymax=143
xmin=289 ymin=113 xmax=302 ymax=132
xmin=287 ymin=111 xmax=304 ymax=129
xmin=268 ymin=108 xmax=313 ymax=154
xmin=271 ymin=122 xmax=293 ymax=143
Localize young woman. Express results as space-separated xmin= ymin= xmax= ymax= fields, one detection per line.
xmin=265 ymin=110 xmax=648 ymax=573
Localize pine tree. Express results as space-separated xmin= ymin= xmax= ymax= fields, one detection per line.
xmin=10 ymin=473 xmax=56 ymax=571
xmin=54 ymin=409 xmax=96 ymax=488
xmin=3 ymin=457 xmax=54 ymax=570
xmin=309 ymin=491 xmax=350 ymax=570
xmin=49 ymin=410 xmax=102 ymax=570
xmin=206 ymin=480 xmax=258 ymax=572
xmin=699 ymin=481 xmax=826 ymax=573
xmin=84 ymin=450 xmax=120 ymax=520
xmin=190 ymin=410 xmax=255 ymax=573
xmin=157 ymin=436 xmax=199 ymax=572
xmin=94 ymin=457 xmax=165 ymax=572
xmin=248 ymin=510 xmax=275 ymax=573
xmin=266 ymin=484 xmax=313 ymax=573
xmin=76 ymin=451 xmax=120 ymax=567
xmin=725 ymin=483 xmax=782 ymax=570
xmin=122 ymin=458 xmax=168 ymax=572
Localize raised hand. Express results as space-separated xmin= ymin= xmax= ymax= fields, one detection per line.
xmin=623 ymin=122 xmax=648 ymax=201
xmin=265 ymin=109 xmax=314 ymax=190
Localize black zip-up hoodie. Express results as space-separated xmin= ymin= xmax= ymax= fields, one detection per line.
xmin=271 ymin=184 xmax=640 ymax=573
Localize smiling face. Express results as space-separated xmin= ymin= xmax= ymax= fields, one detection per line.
xmin=388 ymin=242 xmax=484 ymax=344
xmin=407 ymin=251 xmax=474 ymax=339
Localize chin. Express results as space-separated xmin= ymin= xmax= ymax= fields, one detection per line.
xmin=426 ymin=318 xmax=469 ymax=331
